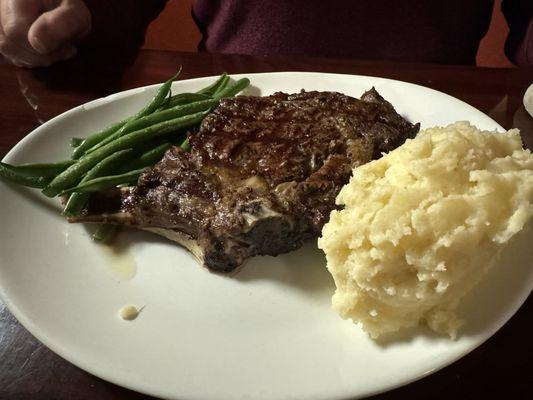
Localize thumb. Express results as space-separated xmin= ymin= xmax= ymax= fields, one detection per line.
xmin=27 ymin=1 xmax=91 ymax=54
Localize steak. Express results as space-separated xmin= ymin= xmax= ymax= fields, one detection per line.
xmin=73 ymin=89 xmax=419 ymax=272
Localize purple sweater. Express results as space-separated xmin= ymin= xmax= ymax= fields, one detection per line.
xmin=83 ymin=0 xmax=532 ymax=66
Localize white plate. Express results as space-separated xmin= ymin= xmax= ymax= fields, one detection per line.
xmin=1 ymin=72 xmax=532 ymax=400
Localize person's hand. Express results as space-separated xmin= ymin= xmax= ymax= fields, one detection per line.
xmin=0 ymin=0 xmax=91 ymax=67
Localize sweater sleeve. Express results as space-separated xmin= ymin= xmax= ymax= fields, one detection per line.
xmin=502 ymin=0 xmax=533 ymax=66
xmin=82 ymin=0 xmax=168 ymax=53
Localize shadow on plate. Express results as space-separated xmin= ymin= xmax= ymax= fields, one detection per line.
xmin=234 ymin=241 xmax=335 ymax=295
xmin=373 ymin=325 xmax=443 ymax=348
xmin=94 ymin=226 xmax=334 ymax=295
xmin=374 ymin=226 xmax=533 ymax=347
xmin=241 ymin=85 xmax=262 ymax=97
xmin=73 ymin=216 xmax=533 ymax=348
xmin=3 ymin=183 xmax=62 ymax=216
xmin=458 ymin=226 xmax=533 ymax=337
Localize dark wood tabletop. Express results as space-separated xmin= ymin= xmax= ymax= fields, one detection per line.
xmin=0 ymin=49 xmax=532 ymax=400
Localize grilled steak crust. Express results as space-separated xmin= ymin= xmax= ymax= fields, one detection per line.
xmin=78 ymin=89 xmax=419 ymax=272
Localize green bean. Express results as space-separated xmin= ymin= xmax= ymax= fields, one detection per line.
xmin=70 ymin=137 xmax=84 ymax=148
xmin=212 ymin=75 xmax=231 ymax=97
xmin=197 ymin=73 xmax=228 ymax=96
xmin=117 ymin=142 xmax=173 ymax=173
xmin=0 ymin=162 xmax=51 ymax=188
xmin=72 ymin=71 xmax=180 ymax=159
xmin=71 ymin=120 xmax=127 ymax=159
xmin=127 ymin=136 xmax=179 ymax=155
xmin=60 ymin=169 xmax=145 ymax=195
xmin=85 ymin=99 xmax=218 ymax=154
xmin=180 ymin=137 xmax=191 ymax=152
xmin=164 ymin=93 xmax=210 ymax=109
xmin=213 ymin=78 xmax=250 ymax=100
xmin=136 ymin=70 xmax=181 ymax=117
xmin=136 ymin=142 xmax=173 ymax=165
xmin=62 ymin=149 xmax=133 ymax=217
xmin=10 ymin=160 xmax=76 ymax=177
xmin=42 ymin=111 xmax=209 ymax=197
xmin=63 ymin=194 xmax=89 ymax=217
xmin=92 ymin=224 xmax=119 ymax=242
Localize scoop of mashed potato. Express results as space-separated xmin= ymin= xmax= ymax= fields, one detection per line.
xmin=318 ymin=122 xmax=533 ymax=339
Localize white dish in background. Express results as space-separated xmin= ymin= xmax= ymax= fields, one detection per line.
xmin=524 ymin=83 xmax=533 ymax=117
xmin=0 ymin=72 xmax=532 ymax=400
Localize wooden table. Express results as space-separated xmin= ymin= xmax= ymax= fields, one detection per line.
xmin=0 ymin=50 xmax=532 ymax=400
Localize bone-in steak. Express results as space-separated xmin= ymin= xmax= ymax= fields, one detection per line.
xmin=76 ymin=89 xmax=419 ymax=272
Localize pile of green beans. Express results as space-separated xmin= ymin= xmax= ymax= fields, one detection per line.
xmin=0 ymin=72 xmax=250 ymax=241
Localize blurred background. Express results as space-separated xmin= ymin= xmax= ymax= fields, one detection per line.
xmin=143 ymin=0 xmax=514 ymax=68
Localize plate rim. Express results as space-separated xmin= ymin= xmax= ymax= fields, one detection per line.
xmin=1 ymin=71 xmax=527 ymax=400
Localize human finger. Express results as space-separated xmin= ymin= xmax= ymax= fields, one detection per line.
xmin=0 ymin=0 xmax=42 ymax=43
xmin=0 ymin=24 xmax=76 ymax=67
xmin=28 ymin=0 xmax=90 ymax=54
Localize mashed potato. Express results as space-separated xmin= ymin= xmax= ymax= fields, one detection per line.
xmin=318 ymin=122 xmax=533 ymax=339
